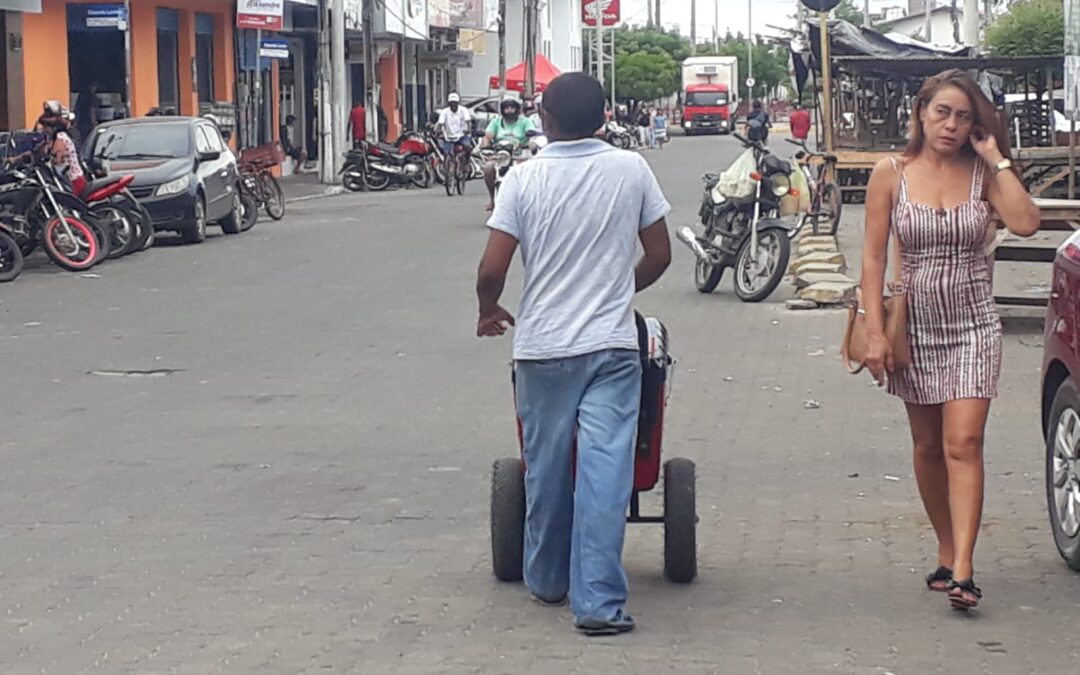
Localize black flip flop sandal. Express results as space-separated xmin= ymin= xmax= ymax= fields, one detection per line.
xmin=948 ymin=578 xmax=982 ymax=610
xmin=925 ymin=566 xmax=953 ymax=592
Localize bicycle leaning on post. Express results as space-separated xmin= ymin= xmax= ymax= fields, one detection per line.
xmin=238 ymin=158 xmax=285 ymax=221
xmin=786 ymin=138 xmax=842 ymax=236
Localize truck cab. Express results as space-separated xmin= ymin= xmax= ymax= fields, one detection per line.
xmin=682 ymin=84 xmax=734 ymax=135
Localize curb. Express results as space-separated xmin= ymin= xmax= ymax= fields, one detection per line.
xmin=284 ymin=185 xmax=347 ymax=204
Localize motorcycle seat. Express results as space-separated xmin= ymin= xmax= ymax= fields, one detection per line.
xmin=374 ymin=142 xmax=400 ymax=154
xmin=79 ymin=176 xmax=128 ymax=200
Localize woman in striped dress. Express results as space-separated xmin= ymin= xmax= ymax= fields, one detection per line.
xmin=860 ymin=70 xmax=1040 ymax=610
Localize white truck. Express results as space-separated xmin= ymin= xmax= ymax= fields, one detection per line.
xmin=681 ymin=56 xmax=739 ymax=135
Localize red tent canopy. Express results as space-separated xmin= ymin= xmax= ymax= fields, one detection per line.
xmin=489 ymin=54 xmax=562 ymax=93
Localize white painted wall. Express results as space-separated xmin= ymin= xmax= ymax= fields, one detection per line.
xmin=457 ymin=0 xmax=582 ymax=98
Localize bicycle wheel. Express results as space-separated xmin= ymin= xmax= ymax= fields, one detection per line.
xmin=259 ymin=172 xmax=286 ymax=220
xmin=444 ymin=154 xmax=455 ymax=196
xmin=821 ymin=183 xmax=842 ymax=236
xmin=455 ymin=154 xmax=467 ymax=195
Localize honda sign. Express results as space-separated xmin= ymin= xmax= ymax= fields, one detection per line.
xmin=582 ymin=0 xmax=619 ymax=27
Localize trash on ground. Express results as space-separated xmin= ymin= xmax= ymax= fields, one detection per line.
xmin=804 ymin=400 xmax=821 ymax=409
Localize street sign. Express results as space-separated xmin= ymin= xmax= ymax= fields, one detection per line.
xmin=85 ymin=4 xmax=127 ymax=30
xmin=582 ymin=0 xmax=619 ymax=27
xmin=746 ymin=77 xmax=756 ymax=88
xmin=259 ymin=39 xmax=290 ymax=60
xmin=237 ymin=0 xmax=284 ymax=30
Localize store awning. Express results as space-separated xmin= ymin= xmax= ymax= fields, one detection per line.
xmin=489 ymin=54 xmax=562 ymax=93
xmin=0 ymin=0 xmax=42 ymax=11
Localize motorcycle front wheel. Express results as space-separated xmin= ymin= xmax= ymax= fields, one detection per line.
xmin=694 ymin=256 xmax=724 ymax=294
xmin=0 ymin=231 xmax=23 ymax=282
xmin=733 ymin=229 xmax=791 ymax=303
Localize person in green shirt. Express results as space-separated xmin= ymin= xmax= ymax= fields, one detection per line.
xmin=483 ymin=98 xmax=535 ymax=210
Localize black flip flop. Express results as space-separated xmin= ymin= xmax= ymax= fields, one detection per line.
xmin=925 ymin=566 xmax=953 ymax=592
xmin=948 ymin=578 xmax=982 ymax=611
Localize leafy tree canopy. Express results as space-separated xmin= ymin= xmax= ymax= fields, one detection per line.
xmin=985 ymin=0 xmax=1065 ymax=56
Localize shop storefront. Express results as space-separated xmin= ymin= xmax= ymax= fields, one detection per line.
xmin=20 ymin=0 xmax=236 ymax=135
xmin=0 ymin=0 xmax=41 ymax=130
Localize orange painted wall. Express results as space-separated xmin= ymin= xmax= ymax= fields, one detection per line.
xmin=20 ymin=0 xmax=237 ymax=127
xmin=378 ymin=44 xmax=401 ymax=141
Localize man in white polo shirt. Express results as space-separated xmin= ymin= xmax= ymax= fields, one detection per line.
xmin=475 ymin=72 xmax=671 ymax=636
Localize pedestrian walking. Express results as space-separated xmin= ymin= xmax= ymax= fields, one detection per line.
xmin=858 ymin=69 xmax=1040 ymax=611
xmin=789 ymin=102 xmax=811 ymax=141
xmin=636 ymin=106 xmax=652 ymax=149
xmin=347 ymin=99 xmax=366 ymax=148
xmin=475 ymin=72 xmax=671 ymax=635
xmin=653 ymin=109 xmax=669 ymax=148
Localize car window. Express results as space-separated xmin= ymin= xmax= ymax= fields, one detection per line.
xmin=194 ymin=127 xmax=213 ymax=154
xmin=201 ymin=125 xmax=225 ymax=152
xmin=89 ymin=122 xmax=192 ymax=160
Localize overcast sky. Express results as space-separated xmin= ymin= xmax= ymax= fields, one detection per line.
xmin=617 ymin=0 xmax=906 ymax=40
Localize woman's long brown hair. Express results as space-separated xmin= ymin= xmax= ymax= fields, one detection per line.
xmin=904 ymin=69 xmax=1014 ymax=172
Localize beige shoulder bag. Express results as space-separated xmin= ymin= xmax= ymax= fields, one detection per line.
xmin=840 ymin=159 xmax=911 ymax=375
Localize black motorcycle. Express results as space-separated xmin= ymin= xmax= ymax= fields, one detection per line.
xmin=677 ymin=132 xmax=794 ymax=303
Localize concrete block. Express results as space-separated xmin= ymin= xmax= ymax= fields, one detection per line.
xmin=799 ymin=280 xmax=856 ymax=305
xmin=790 ymin=250 xmax=846 ymax=274
xmin=794 ymin=262 xmax=845 ymax=276
xmin=793 ymin=272 xmax=858 ymax=290
xmin=786 ymin=299 xmax=819 ymax=311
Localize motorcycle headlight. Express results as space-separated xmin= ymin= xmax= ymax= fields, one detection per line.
xmin=533 ymin=135 xmax=548 ymax=149
xmin=769 ymin=173 xmax=791 ymax=197
xmin=496 ymin=150 xmax=512 ymax=168
xmin=157 ymin=175 xmax=190 ymax=196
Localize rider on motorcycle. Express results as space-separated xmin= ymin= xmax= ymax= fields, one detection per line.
xmin=436 ymin=93 xmax=474 ymax=161
xmin=36 ymin=101 xmax=86 ymax=195
xmin=483 ymin=97 xmax=535 ymax=211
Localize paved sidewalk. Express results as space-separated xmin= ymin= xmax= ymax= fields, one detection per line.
xmin=280 ymin=172 xmax=346 ymax=203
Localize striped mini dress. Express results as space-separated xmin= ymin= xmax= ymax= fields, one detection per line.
xmin=887 ymin=158 xmax=1002 ymax=405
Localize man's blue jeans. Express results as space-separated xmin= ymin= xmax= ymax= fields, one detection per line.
xmin=514 ymin=349 xmax=641 ymax=623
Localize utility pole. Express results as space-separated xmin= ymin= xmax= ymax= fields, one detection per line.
xmin=524 ymin=0 xmax=537 ymax=98
xmin=363 ymin=0 xmax=378 ymax=141
xmin=331 ymin=0 xmax=346 ymax=175
xmin=714 ymin=0 xmax=719 ymax=51
xmin=647 ymin=0 xmax=653 ymax=28
xmin=820 ymin=10 xmax=834 ymax=152
xmin=596 ymin=1 xmax=605 ymax=88
xmin=963 ymin=0 xmax=979 ymax=45
xmin=863 ymin=0 xmax=871 ymax=27
xmin=690 ymin=0 xmax=697 ymax=50
xmin=924 ymin=0 xmax=933 ymax=43
xmin=497 ymin=0 xmax=507 ymax=99
xmin=655 ymin=0 xmax=661 ymax=29
xmin=747 ymin=0 xmax=753 ymax=101
xmin=317 ymin=2 xmax=333 ymax=183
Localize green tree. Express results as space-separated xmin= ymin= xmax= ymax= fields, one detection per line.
xmin=613 ymin=50 xmax=681 ymax=102
xmin=832 ymin=0 xmax=864 ymax=25
xmin=985 ymin=0 xmax=1065 ymax=56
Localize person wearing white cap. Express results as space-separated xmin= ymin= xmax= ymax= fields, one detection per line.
xmin=437 ymin=92 xmax=474 ymax=159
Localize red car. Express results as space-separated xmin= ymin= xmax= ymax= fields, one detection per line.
xmin=1041 ymin=228 xmax=1080 ymax=570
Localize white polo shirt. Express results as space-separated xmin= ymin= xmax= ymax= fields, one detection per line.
xmin=486 ymin=139 xmax=671 ymax=361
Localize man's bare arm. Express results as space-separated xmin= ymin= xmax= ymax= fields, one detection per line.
xmin=635 ymin=218 xmax=671 ymax=292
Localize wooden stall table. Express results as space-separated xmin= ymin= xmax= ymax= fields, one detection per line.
xmin=993 ymin=198 xmax=1080 ymax=307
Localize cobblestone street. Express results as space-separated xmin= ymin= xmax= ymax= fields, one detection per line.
xmin=0 ymin=135 xmax=1077 ymax=674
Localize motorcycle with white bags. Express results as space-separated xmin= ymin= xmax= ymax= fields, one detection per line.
xmin=677 ymin=132 xmax=796 ymax=302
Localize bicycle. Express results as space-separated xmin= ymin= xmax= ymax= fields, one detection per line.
xmin=786 ymin=138 xmax=842 ymax=236
xmin=239 ymin=158 xmax=285 ymax=221
xmin=443 ymin=138 xmax=471 ymax=197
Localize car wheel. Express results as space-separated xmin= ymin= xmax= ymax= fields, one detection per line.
xmin=181 ymin=196 xmax=208 ymax=244
xmin=1046 ymin=378 xmax=1080 ymax=570
xmin=219 ymin=191 xmax=243 ymax=235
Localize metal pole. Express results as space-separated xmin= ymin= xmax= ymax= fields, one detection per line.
xmin=747 ymin=0 xmax=753 ymax=102
xmin=524 ymin=0 xmax=536 ymax=99
xmin=690 ymin=0 xmax=696 ymax=50
xmin=123 ymin=0 xmax=132 ymax=117
xmin=924 ymin=0 xmax=932 ymax=43
xmin=363 ymin=0 xmax=377 ymax=140
xmin=331 ymin=0 xmax=346 ymax=174
xmin=820 ymin=11 xmax=834 ymax=153
xmin=714 ymin=0 xmax=719 ymax=51
xmin=963 ymin=0 xmax=979 ymax=45
xmin=609 ymin=31 xmax=615 ymax=111
xmin=497 ymin=0 xmax=507 ymax=99
xmin=863 ymin=0 xmax=871 ymax=27
xmin=1069 ymin=119 xmax=1077 ymax=199
xmin=597 ymin=4 xmax=605 ymax=88
xmin=318 ymin=2 xmax=333 ymax=182
xmin=254 ymin=29 xmax=262 ymax=144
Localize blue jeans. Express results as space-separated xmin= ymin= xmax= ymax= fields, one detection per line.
xmin=514 ymin=349 xmax=641 ymax=623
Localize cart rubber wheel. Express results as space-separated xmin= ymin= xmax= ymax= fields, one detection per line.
xmin=663 ymin=458 xmax=697 ymax=583
xmin=491 ymin=457 xmax=525 ymax=582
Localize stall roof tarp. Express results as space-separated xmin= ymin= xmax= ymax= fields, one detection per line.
xmin=806 ymin=19 xmax=973 ymax=64
xmin=833 ymin=54 xmax=1065 ymax=77
xmin=489 ymin=55 xmax=562 ymax=93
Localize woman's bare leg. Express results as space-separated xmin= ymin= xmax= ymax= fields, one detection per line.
xmin=941 ymin=398 xmax=991 ymax=584
xmin=906 ymin=402 xmax=954 ymax=578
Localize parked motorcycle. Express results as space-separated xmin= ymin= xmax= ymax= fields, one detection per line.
xmin=676 ymin=132 xmax=795 ymax=303
xmin=0 ymin=219 xmax=23 ymax=282
xmin=603 ymin=121 xmax=637 ymax=149
xmin=341 ymin=135 xmax=431 ymax=192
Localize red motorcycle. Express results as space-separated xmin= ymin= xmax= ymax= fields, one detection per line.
xmin=341 ymin=131 xmax=433 ymax=192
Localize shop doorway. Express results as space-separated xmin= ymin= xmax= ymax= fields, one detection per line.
xmin=66 ymin=3 xmax=127 ymax=126
xmin=156 ymin=8 xmax=180 ymax=114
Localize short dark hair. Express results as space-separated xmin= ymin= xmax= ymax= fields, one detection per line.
xmin=542 ymin=73 xmax=605 ymax=138
xmin=752 ymin=99 xmax=763 ymax=110
xmin=285 ymin=115 xmax=297 ymax=124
